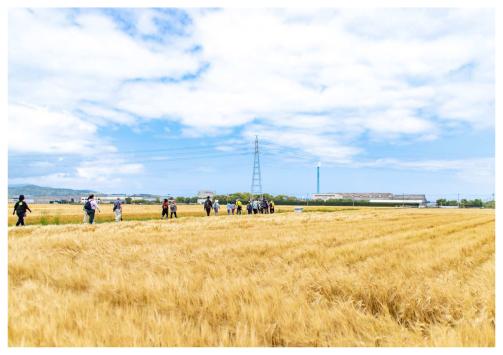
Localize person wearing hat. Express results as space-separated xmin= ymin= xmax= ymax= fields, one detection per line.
xmin=12 ymin=195 xmax=32 ymax=226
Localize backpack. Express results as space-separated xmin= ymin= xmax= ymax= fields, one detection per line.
xmin=204 ymin=199 xmax=212 ymax=208
xmin=84 ymin=200 xmax=92 ymax=210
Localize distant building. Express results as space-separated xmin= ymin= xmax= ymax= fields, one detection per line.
xmin=390 ymin=194 xmax=427 ymax=207
xmin=311 ymin=192 xmax=394 ymax=201
xmin=368 ymin=199 xmax=426 ymax=207
xmin=80 ymin=194 xmax=159 ymax=204
xmin=197 ymin=190 xmax=215 ymax=204
xmin=8 ymin=198 xmax=34 ymax=204
xmin=311 ymin=192 xmax=427 ymax=207
xmin=129 ymin=194 xmax=160 ymax=202
xmin=310 ymin=193 xmax=345 ymax=201
xmin=101 ymin=195 xmax=128 ymax=203
xmin=28 ymin=195 xmax=80 ymax=204
xmin=79 ymin=195 xmax=128 ymax=204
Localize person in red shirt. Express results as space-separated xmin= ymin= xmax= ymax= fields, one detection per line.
xmin=161 ymin=199 xmax=169 ymax=219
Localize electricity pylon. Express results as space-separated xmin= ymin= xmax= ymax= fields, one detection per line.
xmin=251 ymin=135 xmax=262 ymax=197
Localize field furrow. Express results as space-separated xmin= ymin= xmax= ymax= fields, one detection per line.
xmin=8 ymin=207 xmax=494 ymax=346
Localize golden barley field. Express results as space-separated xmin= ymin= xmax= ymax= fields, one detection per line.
xmin=8 ymin=208 xmax=494 ymax=346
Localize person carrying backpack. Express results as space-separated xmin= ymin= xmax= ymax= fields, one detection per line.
xmin=258 ymin=199 xmax=264 ymax=214
xmin=204 ymin=196 xmax=213 ymax=216
xmin=213 ymin=200 xmax=220 ymax=215
xmin=262 ymin=198 xmax=269 ymax=214
xmin=113 ymin=197 xmax=122 ymax=222
xmin=84 ymin=194 xmax=100 ymax=224
xmin=12 ymin=195 xmax=32 ymax=226
xmin=161 ymin=199 xmax=169 ymax=219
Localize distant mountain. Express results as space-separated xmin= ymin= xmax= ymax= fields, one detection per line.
xmin=8 ymin=185 xmax=99 ymax=197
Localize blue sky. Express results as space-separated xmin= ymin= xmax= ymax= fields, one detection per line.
xmin=8 ymin=8 xmax=495 ymax=200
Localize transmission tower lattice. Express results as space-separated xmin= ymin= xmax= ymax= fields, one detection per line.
xmin=251 ymin=135 xmax=262 ymax=197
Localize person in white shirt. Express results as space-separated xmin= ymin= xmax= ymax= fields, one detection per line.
xmin=84 ymin=194 xmax=101 ymax=224
xmin=113 ymin=198 xmax=122 ymax=222
xmin=213 ymin=200 xmax=220 ymax=215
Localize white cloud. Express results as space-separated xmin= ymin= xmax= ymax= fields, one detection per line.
xmin=136 ymin=10 xmax=159 ymax=35
xmin=76 ymin=158 xmax=144 ymax=178
xmin=10 ymin=158 xmax=145 ymax=192
xmin=113 ymin=8 xmax=493 ymax=159
xmin=359 ymin=157 xmax=493 ymax=171
xmin=9 ymin=9 xmax=199 ymax=81
xmin=355 ymin=157 xmax=495 ymax=187
xmin=78 ymin=104 xmax=136 ymax=126
xmin=242 ymin=125 xmax=360 ymax=163
xmin=9 ymin=8 xmax=201 ymax=126
xmin=8 ymin=103 xmax=116 ymax=155
xmin=8 ymin=8 xmax=494 ymax=166
xmin=363 ymin=109 xmax=436 ymax=136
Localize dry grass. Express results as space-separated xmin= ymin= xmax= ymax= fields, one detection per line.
xmin=8 ymin=208 xmax=494 ymax=346
xmin=7 ymin=203 xmax=350 ymax=226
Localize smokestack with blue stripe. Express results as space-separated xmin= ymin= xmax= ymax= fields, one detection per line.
xmin=317 ymin=162 xmax=320 ymax=194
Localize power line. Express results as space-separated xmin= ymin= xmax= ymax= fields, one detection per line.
xmin=11 ymin=148 xmax=251 ymax=157
xmin=9 ymin=149 xmax=254 ymax=164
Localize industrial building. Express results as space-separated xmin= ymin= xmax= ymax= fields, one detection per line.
xmin=12 ymin=196 xmax=80 ymax=204
xmin=311 ymin=165 xmax=427 ymax=206
xmin=129 ymin=194 xmax=160 ymax=202
xmin=311 ymin=192 xmax=394 ymax=201
xmin=311 ymin=192 xmax=427 ymax=207
xmin=79 ymin=195 xmax=129 ymax=204
xmin=84 ymin=194 xmax=159 ymax=203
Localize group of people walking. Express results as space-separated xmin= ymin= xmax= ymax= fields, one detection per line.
xmin=12 ymin=193 xmax=277 ymax=227
xmin=161 ymin=198 xmax=178 ymax=219
xmin=203 ymin=196 xmax=275 ymax=216
xmin=82 ymin=194 xmax=124 ymax=224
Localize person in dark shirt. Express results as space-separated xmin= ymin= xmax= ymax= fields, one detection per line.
xmin=12 ymin=195 xmax=32 ymax=226
xmin=204 ymin=196 xmax=213 ymax=216
xmin=161 ymin=199 xmax=169 ymax=219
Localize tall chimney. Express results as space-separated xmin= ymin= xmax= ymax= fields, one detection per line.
xmin=317 ymin=162 xmax=321 ymax=194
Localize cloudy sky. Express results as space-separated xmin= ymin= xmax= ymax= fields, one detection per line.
xmin=8 ymin=8 xmax=494 ymax=199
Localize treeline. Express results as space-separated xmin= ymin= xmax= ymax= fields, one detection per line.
xmin=436 ymin=198 xmax=495 ymax=208
xmin=127 ymin=193 xmax=417 ymax=207
xmin=175 ymin=193 xmax=419 ymax=207
xmin=98 ymin=194 xmax=494 ymax=208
